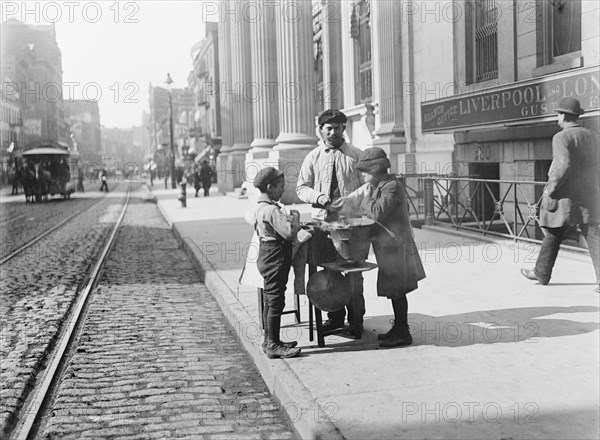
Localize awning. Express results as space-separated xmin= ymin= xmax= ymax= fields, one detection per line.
xmin=23 ymin=147 xmax=70 ymax=156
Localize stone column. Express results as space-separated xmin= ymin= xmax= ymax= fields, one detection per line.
xmin=321 ymin=0 xmax=344 ymax=109
xmin=272 ymin=0 xmax=318 ymax=203
xmin=229 ymin=6 xmax=254 ymax=188
xmin=371 ymin=0 xmax=409 ymax=174
xmin=340 ymin=0 xmax=357 ymax=108
xmin=216 ymin=1 xmax=235 ymax=193
xmin=246 ymin=0 xmax=280 ymax=184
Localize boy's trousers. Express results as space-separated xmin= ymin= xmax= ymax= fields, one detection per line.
xmin=257 ymin=240 xmax=293 ymax=334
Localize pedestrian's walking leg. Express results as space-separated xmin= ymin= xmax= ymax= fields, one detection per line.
xmin=580 ymin=224 xmax=600 ymax=286
xmin=534 ymin=226 xmax=569 ymax=283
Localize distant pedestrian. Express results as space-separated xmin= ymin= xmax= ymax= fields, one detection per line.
xmin=193 ymin=164 xmax=201 ymax=197
xmin=520 ymin=98 xmax=599 ymax=293
xmin=99 ymin=169 xmax=109 ymax=192
xmin=251 ymin=167 xmax=302 ymax=359
xmin=199 ymin=160 xmax=213 ymax=197
xmin=77 ymin=166 xmax=85 ymax=192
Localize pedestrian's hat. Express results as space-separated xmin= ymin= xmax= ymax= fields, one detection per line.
xmin=318 ymin=109 xmax=348 ymax=126
xmin=355 ymin=147 xmax=391 ymax=174
xmin=555 ymin=97 xmax=585 ymax=116
xmin=253 ymin=166 xmax=284 ymax=192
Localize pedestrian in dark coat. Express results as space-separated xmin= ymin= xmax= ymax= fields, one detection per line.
xmin=193 ymin=164 xmax=201 ymax=197
xmin=99 ymin=169 xmax=109 ymax=192
xmin=199 ymin=160 xmax=213 ymax=196
xmin=331 ymin=147 xmax=426 ymax=347
xmin=521 ymin=97 xmax=599 ymax=291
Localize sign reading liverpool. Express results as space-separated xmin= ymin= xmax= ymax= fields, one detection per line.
xmin=421 ymin=68 xmax=599 ymax=132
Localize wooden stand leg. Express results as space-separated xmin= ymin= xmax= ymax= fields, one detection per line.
xmin=308 ymin=263 xmax=317 ymax=343
xmin=348 ymin=274 xmax=361 ymax=339
xmin=315 ymin=308 xmax=325 ymax=347
xmin=294 ymin=291 xmax=301 ymax=324
xmin=257 ymin=288 xmax=264 ymax=330
xmin=309 ymin=302 xmax=314 ymax=342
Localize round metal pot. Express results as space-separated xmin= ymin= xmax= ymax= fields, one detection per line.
xmin=326 ymin=218 xmax=374 ymax=263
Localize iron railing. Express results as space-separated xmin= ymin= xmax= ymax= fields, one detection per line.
xmin=398 ymin=174 xmax=555 ymax=245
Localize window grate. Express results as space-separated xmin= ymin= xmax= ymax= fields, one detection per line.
xmin=474 ymin=0 xmax=498 ymax=82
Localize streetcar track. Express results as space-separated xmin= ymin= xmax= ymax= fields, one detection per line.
xmin=0 ymin=212 xmax=30 ymax=227
xmin=11 ymin=187 xmax=132 ymax=440
xmin=0 ymin=197 xmax=105 ymax=266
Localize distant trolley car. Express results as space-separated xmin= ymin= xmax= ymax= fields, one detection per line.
xmin=21 ymin=146 xmax=76 ymax=202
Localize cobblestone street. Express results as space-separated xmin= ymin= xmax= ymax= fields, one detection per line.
xmin=40 ymin=194 xmax=297 ymax=439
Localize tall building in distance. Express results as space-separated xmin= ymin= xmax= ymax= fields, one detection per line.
xmin=0 ymin=19 xmax=69 ymax=150
xmin=132 ymin=111 xmax=151 ymax=162
xmin=189 ymin=21 xmax=221 ymax=161
xmin=101 ymin=127 xmax=135 ymax=167
xmin=147 ymin=84 xmax=195 ymax=174
xmin=63 ymin=100 xmax=102 ymax=164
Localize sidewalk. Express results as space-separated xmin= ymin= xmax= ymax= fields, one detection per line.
xmin=153 ymin=184 xmax=599 ymax=440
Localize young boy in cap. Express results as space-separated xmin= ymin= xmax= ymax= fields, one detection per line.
xmin=330 ymin=147 xmax=426 ymax=347
xmin=252 ymin=167 xmax=303 ymax=359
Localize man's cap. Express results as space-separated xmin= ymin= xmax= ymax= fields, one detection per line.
xmin=318 ymin=109 xmax=348 ymax=126
xmin=253 ymin=166 xmax=284 ymax=191
xmin=555 ymin=97 xmax=585 ymax=116
xmin=355 ymin=147 xmax=391 ymax=174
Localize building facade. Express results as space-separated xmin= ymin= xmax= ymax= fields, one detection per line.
xmin=189 ymin=21 xmax=221 ymax=161
xmin=64 ymin=100 xmax=102 ymax=164
xmin=212 ymin=0 xmax=599 ymax=206
xmin=1 ymin=19 xmax=69 ymax=150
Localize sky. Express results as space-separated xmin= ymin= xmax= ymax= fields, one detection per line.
xmin=7 ymin=1 xmax=212 ymax=128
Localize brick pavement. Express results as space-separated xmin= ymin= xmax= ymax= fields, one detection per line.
xmin=153 ymin=186 xmax=599 ymax=440
xmin=40 ymin=195 xmax=297 ymax=439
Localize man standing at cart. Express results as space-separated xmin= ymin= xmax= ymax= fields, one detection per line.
xmin=296 ymin=109 xmax=366 ymax=335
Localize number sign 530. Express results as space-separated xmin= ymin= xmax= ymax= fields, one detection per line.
xmin=474 ymin=145 xmax=491 ymax=161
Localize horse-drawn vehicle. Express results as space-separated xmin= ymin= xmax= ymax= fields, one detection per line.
xmin=21 ymin=146 xmax=76 ymax=202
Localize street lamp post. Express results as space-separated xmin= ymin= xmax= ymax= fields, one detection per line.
xmin=165 ymin=73 xmax=176 ymax=189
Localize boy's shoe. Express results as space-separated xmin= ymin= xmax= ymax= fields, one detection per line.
xmin=321 ymin=319 xmax=345 ymax=332
xmin=379 ymin=329 xmax=412 ymax=348
xmin=262 ymin=340 xmax=298 ymax=354
xmin=266 ymin=343 xmax=301 ymax=359
xmin=378 ymin=327 xmax=396 ymax=341
xmin=378 ymin=320 xmax=398 ymax=340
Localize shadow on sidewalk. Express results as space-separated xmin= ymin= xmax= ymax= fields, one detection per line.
xmin=293 ymin=305 xmax=599 ymax=354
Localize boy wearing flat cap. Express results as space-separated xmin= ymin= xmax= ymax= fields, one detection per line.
xmin=296 ymin=109 xmax=366 ymax=334
xmin=252 ymin=167 xmax=303 ymax=359
xmin=331 ymin=147 xmax=426 ymax=347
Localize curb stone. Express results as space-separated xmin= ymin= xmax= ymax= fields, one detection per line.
xmin=156 ymin=200 xmax=345 ymax=440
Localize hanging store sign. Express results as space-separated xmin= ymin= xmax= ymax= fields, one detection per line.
xmin=421 ymin=67 xmax=600 ymax=133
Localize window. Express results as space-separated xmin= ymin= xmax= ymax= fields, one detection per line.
xmin=533 ymin=0 xmax=582 ymax=75
xmin=313 ymin=1 xmax=324 ymax=112
xmin=351 ymin=0 xmax=372 ymax=103
xmin=544 ymin=0 xmax=581 ymax=61
xmin=473 ymin=0 xmax=499 ymax=82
